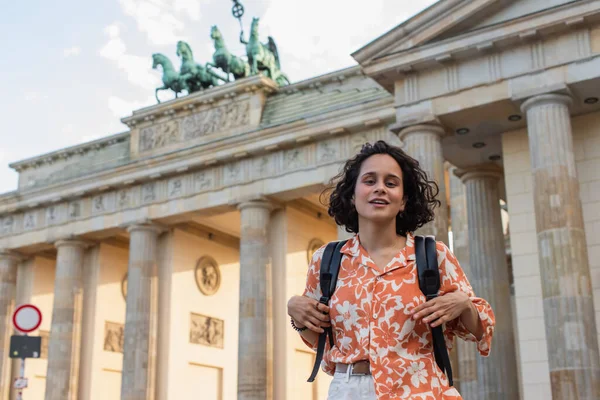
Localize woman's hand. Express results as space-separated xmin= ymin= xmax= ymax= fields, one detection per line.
xmin=411 ymin=291 xmax=471 ymax=328
xmin=287 ymin=295 xmax=331 ymax=333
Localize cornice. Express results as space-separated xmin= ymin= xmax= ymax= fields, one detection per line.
xmin=352 ymin=0 xmax=467 ymax=64
xmin=363 ymin=0 xmax=600 ymax=79
xmin=9 ymin=132 xmax=130 ymax=173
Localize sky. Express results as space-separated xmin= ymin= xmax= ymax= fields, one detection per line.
xmin=0 ymin=0 xmax=437 ymax=195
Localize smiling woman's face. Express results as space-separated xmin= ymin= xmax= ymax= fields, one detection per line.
xmin=354 ymin=154 xmax=405 ymax=225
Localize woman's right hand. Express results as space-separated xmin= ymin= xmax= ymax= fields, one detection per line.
xmin=287 ymin=295 xmax=331 ymax=333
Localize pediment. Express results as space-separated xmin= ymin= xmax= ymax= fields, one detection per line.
xmin=353 ymin=0 xmax=581 ymax=65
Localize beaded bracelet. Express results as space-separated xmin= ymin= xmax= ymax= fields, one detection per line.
xmin=290 ymin=317 xmax=307 ymax=332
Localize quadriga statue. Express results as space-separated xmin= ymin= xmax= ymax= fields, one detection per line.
xmin=241 ymin=17 xmax=289 ymax=86
xmin=208 ymin=25 xmax=250 ymax=82
xmin=176 ymin=41 xmax=226 ymax=92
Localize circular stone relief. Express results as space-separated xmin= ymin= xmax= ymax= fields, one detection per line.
xmin=195 ymin=256 xmax=221 ymax=296
xmin=307 ymin=238 xmax=325 ymax=264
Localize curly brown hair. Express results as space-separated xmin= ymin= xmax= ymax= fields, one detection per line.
xmin=322 ymin=140 xmax=441 ymax=236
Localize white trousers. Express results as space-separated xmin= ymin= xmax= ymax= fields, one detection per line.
xmin=327 ymin=371 xmax=377 ymax=400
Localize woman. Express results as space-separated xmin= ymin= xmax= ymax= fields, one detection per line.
xmin=287 ymin=141 xmax=495 ymax=399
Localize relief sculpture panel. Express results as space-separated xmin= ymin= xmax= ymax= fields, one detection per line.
xmin=182 ymin=101 xmax=250 ymax=140
xmin=190 ymin=313 xmax=224 ymax=349
xmin=139 ymin=120 xmax=180 ymax=152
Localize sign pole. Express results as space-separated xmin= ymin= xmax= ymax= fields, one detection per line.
xmin=10 ymin=304 xmax=43 ymax=399
xmin=15 ymin=357 xmax=25 ymax=400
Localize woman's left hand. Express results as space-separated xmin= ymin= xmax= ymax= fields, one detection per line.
xmin=411 ymin=291 xmax=471 ymax=328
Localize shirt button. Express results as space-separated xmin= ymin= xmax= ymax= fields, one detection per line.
xmin=373 ymin=314 xmax=378 ymax=319
xmin=376 ymin=276 xmax=381 ymax=281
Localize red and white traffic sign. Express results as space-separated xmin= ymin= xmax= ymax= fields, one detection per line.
xmin=12 ymin=304 xmax=42 ymax=333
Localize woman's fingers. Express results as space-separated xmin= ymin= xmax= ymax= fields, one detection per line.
xmin=310 ymin=308 xmax=331 ymax=323
xmin=315 ymin=302 xmax=330 ymax=314
xmin=303 ymin=320 xmax=325 ymax=333
xmin=413 ymin=302 xmax=438 ymax=320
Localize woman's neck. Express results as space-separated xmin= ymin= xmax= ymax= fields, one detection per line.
xmin=357 ymin=219 xmax=404 ymax=254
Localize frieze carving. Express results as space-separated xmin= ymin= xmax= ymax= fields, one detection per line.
xmin=92 ymin=195 xmax=105 ymax=214
xmin=139 ymin=101 xmax=250 ymax=153
xmin=140 ymin=120 xmax=179 ymax=152
xmin=23 ymin=212 xmax=37 ymax=231
xmin=2 ymin=216 xmax=13 ymax=235
xmin=252 ymin=155 xmax=271 ymax=179
xmin=317 ymin=140 xmax=339 ymax=163
xmin=351 ymin=134 xmax=369 ymax=154
xmin=68 ymin=201 xmax=81 ymax=219
xmin=223 ymin=162 xmax=242 ymax=186
xmin=190 ymin=313 xmax=224 ymax=349
xmin=182 ymin=101 xmax=250 ymax=140
xmin=142 ymin=182 xmax=157 ymax=203
xmin=46 ymin=206 xmax=58 ymax=225
xmin=117 ymin=189 xmax=131 ymax=209
xmin=104 ymin=321 xmax=125 ymax=353
xmin=194 ymin=170 xmax=215 ymax=192
xmin=168 ymin=177 xmax=184 ymax=198
xmin=284 ymin=148 xmax=304 ymax=170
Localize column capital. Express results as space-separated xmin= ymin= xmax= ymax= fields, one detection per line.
xmin=520 ymin=93 xmax=572 ymax=113
xmin=237 ymin=199 xmax=273 ymax=212
xmin=455 ymin=163 xmax=503 ymax=183
xmin=54 ymin=238 xmax=93 ymax=250
xmin=0 ymin=249 xmax=25 ymax=263
xmin=397 ymin=123 xmax=446 ymax=141
xmin=126 ymin=220 xmax=167 ymax=235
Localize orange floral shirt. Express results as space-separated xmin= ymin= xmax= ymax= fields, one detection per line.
xmin=301 ymin=233 xmax=495 ymax=399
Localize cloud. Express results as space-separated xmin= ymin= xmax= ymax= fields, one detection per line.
xmin=99 ymin=23 xmax=161 ymax=90
xmin=118 ymin=0 xmax=190 ymax=46
xmin=260 ymin=0 xmax=437 ymax=81
xmin=63 ymin=46 xmax=81 ymax=57
xmin=108 ymin=95 xmax=155 ymax=119
xmin=22 ymin=91 xmax=48 ymax=102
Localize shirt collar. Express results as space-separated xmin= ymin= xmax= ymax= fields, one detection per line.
xmin=340 ymin=232 xmax=416 ymax=261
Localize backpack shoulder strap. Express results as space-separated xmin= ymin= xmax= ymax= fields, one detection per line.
xmin=416 ymin=235 xmax=454 ymax=386
xmin=307 ymin=239 xmax=347 ymax=382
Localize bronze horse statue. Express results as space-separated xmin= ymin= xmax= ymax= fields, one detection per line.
xmin=208 ymin=25 xmax=250 ymax=82
xmin=241 ymin=17 xmax=289 ymax=86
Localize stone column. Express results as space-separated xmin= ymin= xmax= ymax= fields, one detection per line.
xmin=45 ymin=239 xmax=89 ymax=400
xmin=269 ymin=208 xmax=287 ymax=400
xmin=0 ymin=251 xmax=20 ymax=399
xmin=120 ymin=223 xmax=162 ymax=400
xmin=78 ymin=245 xmax=101 ymax=400
xmin=398 ymin=124 xmax=449 ymax=244
xmin=456 ymin=164 xmax=519 ymax=399
xmin=237 ymin=200 xmax=273 ymax=400
xmin=156 ymin=231 xmax=174 ymax=400
xmin=521 ymin=94 xmax=600 ymax=399
xmin=448 ymin=167 xmax=472 ymax=396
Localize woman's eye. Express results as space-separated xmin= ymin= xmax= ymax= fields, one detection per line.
xmin=365 ymin=180 xmax=375 ymax=184
xmin=386 ymin=182 xmax=397 ymax=187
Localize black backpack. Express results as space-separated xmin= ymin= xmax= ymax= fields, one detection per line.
xmin=307 ymin=235 xmax=453 ymax=386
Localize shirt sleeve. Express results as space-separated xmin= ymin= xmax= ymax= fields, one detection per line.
xmin=436 ymin=241 xmax=495 ymax=357
xmin=299 ymin=245 xmax=336 ymax=375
